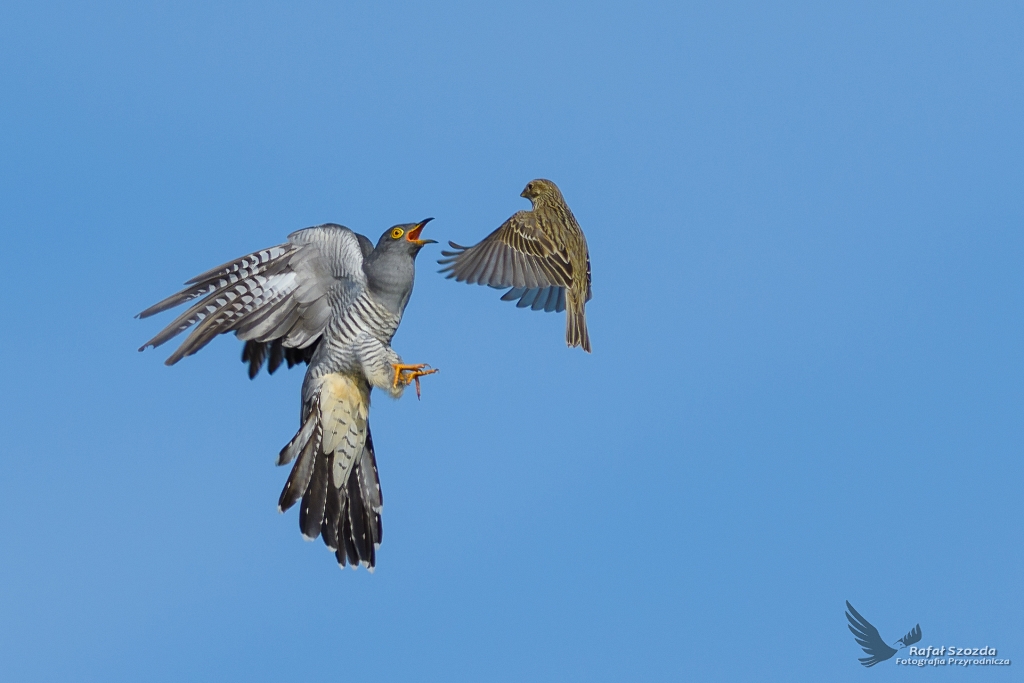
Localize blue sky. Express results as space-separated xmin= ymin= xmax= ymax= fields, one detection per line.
xmin=1 ymin=2 xmax=1021 ymax=681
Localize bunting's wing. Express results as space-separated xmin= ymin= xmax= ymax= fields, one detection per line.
xmin=846 ymin=601 xmax=898 ymax=667
xmin=437 ymin=210 xmax=574 ymax=312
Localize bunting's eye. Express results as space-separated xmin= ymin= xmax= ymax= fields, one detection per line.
xmin=391 ymin=228 xmax=404 ymax=239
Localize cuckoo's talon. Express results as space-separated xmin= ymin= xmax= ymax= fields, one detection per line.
xmin=392 ymin=363 xmax=421 ymax=388
xmin=391 ymin=363 xmax=438 ymax=397
xmin=411 ymin=368 xmax=439 ymax=399
xmin=392 ymin=363 xmax=427 ymax=387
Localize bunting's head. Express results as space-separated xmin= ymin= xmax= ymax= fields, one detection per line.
xmin=520 ymin=179 xmax=561 ymax=203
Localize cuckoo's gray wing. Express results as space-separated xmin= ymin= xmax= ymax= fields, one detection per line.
xmin=238 ymin=231 xmax=375 ymax=378
xmin=239 ymin=338 xmax=317 ymax=379
xmin=138 ymin=223 xmax=368 ymax=368
xmin=438 ymin=210 xmax=576 ymax=311
xmin=846 ymin=601 xmax=898 ymax=667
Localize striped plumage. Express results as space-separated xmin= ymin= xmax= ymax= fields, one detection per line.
xmin=438 ymin=178 xmax=592 ymax=352
xmin=139 ymin=220 xmax=437 ymax=570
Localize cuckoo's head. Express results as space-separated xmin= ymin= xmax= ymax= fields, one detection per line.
xmin=520 ymin=178 xmax=561 ymax=203
xmin=366 ymin=218 xmax=436 ymax=315
xmin=375 ymin=218 xmax=437 ymax=255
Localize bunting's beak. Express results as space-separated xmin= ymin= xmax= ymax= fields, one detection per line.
xmin=406 ymin=217 xmax=437 ymax=245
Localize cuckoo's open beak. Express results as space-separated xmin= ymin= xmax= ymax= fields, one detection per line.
xmin=406 ymin=217 xmax=437 ymax=245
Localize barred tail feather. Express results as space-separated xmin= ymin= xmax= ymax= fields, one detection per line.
xmin=321 ymin=473 xmax=342 ymax=552
xmin=318 ymin=427 xmax=383 ymax=570
xmin=278 ymin=406 xmax=321 ymax=512
xmin=277 ymin=400 xmax=318 ymax=466
xmin=278 ymin=373 xmax=380 ymax=568
xmin=344 ymin=476 xmax=370 ymax=564
xmin=338 ymin=428 xmax=383 ymax=569
xmin=299 ymin=444 xmax=330 ymax=540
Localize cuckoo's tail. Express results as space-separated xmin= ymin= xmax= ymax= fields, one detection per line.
xmin=566 ymin=300 xmax=591 ymax=353
xmin=277 ymin=373 xmax=382 ymax=570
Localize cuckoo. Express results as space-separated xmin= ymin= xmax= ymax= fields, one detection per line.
xmin=138 ymin=219 xmax=438 ymax=570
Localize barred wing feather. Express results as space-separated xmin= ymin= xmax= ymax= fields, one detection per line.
xmin=138 ymin=224 xmax=368 ymax=369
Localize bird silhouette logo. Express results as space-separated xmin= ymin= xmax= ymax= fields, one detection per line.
xmin=845 ymin=601 xmax=922 ymax=667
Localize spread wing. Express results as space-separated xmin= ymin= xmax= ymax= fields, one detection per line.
xmin=138 ymin=224 xmax=369 ymax=368
xmin=845 ymin=601 xmax=898 ymax=667
xmin=496 ymin=286 xmax=567 ymax=312
xmin=239 ymin=231 xmax=373 ymax=378
xmin=438 ymin=210 xmax=574 ymax=310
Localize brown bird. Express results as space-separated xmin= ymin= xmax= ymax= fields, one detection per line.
xmin=438 ymin=179 xmax=592 ymax=352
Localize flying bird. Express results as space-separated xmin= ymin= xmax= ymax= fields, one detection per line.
xmin=138 ymin=219 xmax=438 ymax=570
xmin=845 ymin=601 xmax=922 ymax=667
xmin=438 ymin=179 xmax=592 ymax=352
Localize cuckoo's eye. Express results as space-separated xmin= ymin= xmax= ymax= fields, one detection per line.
xmin=391 ymin=228 xmax=404 ymax=239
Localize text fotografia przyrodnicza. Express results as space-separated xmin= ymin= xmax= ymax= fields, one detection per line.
xmin=895 ymin=646 xmax=1010 ymax=667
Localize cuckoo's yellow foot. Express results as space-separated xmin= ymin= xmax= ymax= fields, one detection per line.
xmin=392 ymin=363 xmax=438 ymax=399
